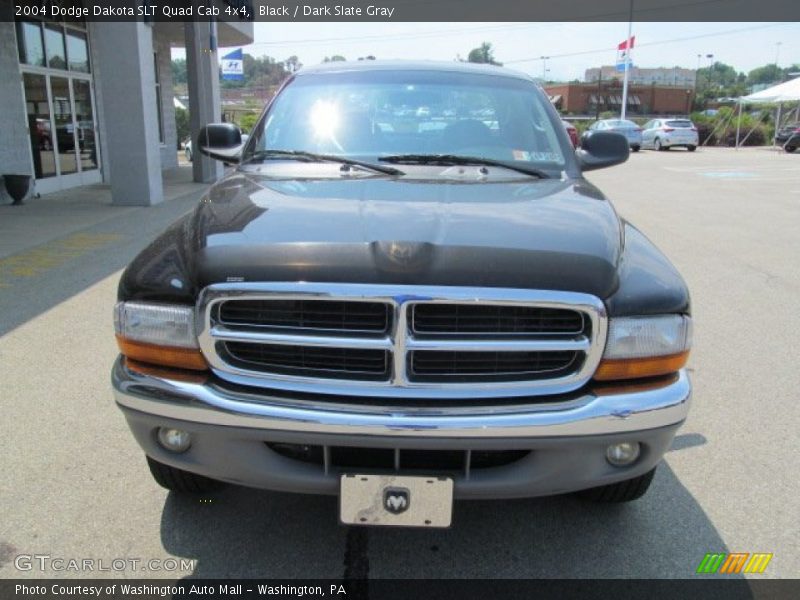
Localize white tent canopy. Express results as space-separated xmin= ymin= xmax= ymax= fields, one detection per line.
xmin=740 ymin=77 xmax=800 ymax=103
xmin=734 ymin=77 xmax=800 ymax=149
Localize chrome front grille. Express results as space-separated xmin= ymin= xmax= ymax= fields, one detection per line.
xmin=197 ymin=283 xmax=607 ymax=400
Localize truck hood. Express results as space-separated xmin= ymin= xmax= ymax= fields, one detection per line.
xmin=191 ymin=172 xmax=623 ymax=298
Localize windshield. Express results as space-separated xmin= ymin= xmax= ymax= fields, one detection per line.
xmin=607 ymin=119 xmax=638 ymax=128
xmin=666 ymin=120 xmax=693 ymax=128
xmin=245 ymin=69 xmax=567 ymax=171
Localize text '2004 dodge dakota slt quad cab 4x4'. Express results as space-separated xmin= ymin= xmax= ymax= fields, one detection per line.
xmin=112 ymin=61 xmax=692 ymax=528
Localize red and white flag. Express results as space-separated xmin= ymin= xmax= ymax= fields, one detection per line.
xmin=617 ymin=36 xmax=636 ymax=51
xmin=616 ymin=36 xmax=635 ymax=71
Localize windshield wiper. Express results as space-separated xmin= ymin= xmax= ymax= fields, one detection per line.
xmin=378 ymin=154 xmax=549 ymax=178
xmin=248 ymin=149 xmax=404 ymax=176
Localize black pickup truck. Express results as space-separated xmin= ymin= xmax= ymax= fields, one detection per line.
xmin=112 ymin=61 xmax=691 ymax=528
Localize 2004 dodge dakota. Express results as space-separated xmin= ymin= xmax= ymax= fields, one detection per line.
xmin=112 ymin=61 xmax=691 ymax=528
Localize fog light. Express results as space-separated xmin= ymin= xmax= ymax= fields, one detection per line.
xmin=606 ymin=442 xmax=640 ymax=466
xmin=157 ymin=428 xmax=192 ymax=453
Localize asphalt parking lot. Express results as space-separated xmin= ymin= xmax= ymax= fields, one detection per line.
xmin=0 ymin=147 xmax=798 ymax=580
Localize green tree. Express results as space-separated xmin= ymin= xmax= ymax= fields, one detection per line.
xmin=467 ymin=42 xmax=502 ymax=66
xmin=747 ymin=64 xmax=783 ymax=86
xmin=174 ymin=107 xmax=190 ymax=144
xmin=323 ymin=55 xmax=347 ymax=62
xmin=283 ymin=55 xmax=302 ymax=73
xmin=238 ymin=112 xmax=259 ymax=133
xmin=171 ymin=58 xmax=187 ymax=85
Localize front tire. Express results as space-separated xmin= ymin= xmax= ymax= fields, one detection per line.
xmin=577 ymin=467 xmax=656 ymax=503
xmin=631 ymin=145 xmax=640 ymax=152
xmin=146 ymin=456 xmax=225 ymax=493
xmin=785 ymin=145 xmax=797 ymax=153
xmin=654 ymin=138 xmax=664 ymax=151
xmin=687 ymin=145 xmax=697 ymax=152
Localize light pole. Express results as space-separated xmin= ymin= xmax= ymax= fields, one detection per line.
xmin=705 ymin=54 xmax=714 ymax=91
xmin=540 ymin=56 xmax=549 ymax=81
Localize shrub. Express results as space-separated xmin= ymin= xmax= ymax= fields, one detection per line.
xmin=175 ymin=107 xmax=190 ymax=147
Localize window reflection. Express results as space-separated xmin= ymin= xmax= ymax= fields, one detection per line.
xmin=17 ymin=21 xmax=45 ymax=67
xmin=51 ymin=76 xmax=78 ymax=175
xmin=23 ymin=73 xmax=56 ymax=179
xmin=66 ymin=30 xmax=89 ymax=73
xmin=44 ymin=25 xmax=67 ymax=70
xmin=73 ymin=80 xmax=97 ymax=171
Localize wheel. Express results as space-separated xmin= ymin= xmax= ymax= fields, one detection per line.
xmin=146 ymin=456 xmax=224 ymax=493
xmin=185 ymin=149 xmax=192 ymax=162
xmin=577 ymin=467 xmax=656 ymax=503
xmin=654 ymin=138 xmax=664 ymax=151
xmin=631 ymin=145 xmax=640 ymax=152
xmin=687 ymin=145 xmax=697 ymax=152
xmin=785 ymin=146 xmax=797 ymax=153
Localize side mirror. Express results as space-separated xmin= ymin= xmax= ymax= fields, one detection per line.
xmin=197 ymin=123 xmax=243 ymax=163
xmin=576 ymin=131 xmax=629 ymax=171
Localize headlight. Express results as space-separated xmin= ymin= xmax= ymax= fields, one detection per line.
xmin=113 ymin=302 xmax=206 ymax=370
xmin=594 ymin=315 xmax=691 ymax=381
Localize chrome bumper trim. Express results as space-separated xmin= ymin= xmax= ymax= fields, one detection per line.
xmin=112 ymin=358 xmax=690 ymax=439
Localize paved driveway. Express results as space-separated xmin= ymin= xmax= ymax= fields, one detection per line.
xmin=0 ymin=147 xmax=797 ymax=580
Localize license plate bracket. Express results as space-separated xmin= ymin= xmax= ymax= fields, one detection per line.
xmin=340 ymin=474 xmax=453 ymax=528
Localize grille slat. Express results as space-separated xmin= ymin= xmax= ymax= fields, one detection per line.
xmin=410 ymin=350 xmax=578 ymax=382
xmin=219 ymin=299 xmax=391 ymax=334
xmin=412 ymin=304 xmax=584 ymax=336
xmin=223 ymin=341 xmax=390 ymax=380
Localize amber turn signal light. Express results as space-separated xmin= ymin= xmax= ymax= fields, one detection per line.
xmin=593 ymin=350 xmax=689 ymax=381
xmin=116 ymin=335 xmax=208 ymax=371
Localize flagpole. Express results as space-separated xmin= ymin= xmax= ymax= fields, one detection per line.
xmin=621 ymin=0 xmax=633 ymax=120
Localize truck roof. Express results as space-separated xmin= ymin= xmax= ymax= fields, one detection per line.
xmin=294 ymin=59 xmax=535 ymax=82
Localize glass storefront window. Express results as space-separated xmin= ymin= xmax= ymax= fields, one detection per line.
xmin=17 ymin=21 xmax=45 ymax=67
xmin=44 ymin=24 xmax=67 ymax=70
xmin=23 ymin=73 xmax=56 ymax=179
xmin=72 ymin=79 xmax=98 ymax=171
xmin=66 ymin=29 xmax=90 ymax=73
xmin=51 ymin=76 xmax=78 ymax=175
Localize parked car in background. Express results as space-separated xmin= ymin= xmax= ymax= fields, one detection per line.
xmin=562 ymin=119 xmax=578 ymax=148
xmin=775 ymin=122 xmax=800 ymax=153
xmin=588 ymin=119 xmax=642 ymax=151
xmin=641 ymin=118 xmax=698 ymax=151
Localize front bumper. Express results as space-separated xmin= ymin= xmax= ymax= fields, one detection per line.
xmin=112 ymin=358 xmax=691 ymax=499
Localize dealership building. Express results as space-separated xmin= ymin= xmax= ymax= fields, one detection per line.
xmin=0 ymin=3 xmax=253 ymax=205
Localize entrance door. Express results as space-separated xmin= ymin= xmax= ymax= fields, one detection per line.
xmin=20 ymin=72 xmax=101 ymax=194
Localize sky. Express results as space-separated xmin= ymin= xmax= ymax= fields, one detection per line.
xmin=183 ymin=21 xmax=800 ymax=82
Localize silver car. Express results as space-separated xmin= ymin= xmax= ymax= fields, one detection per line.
xmin=588 ymin=119 xmax=642 ymax=152
xmin=641 ymin=118 xmax=698 ymax=152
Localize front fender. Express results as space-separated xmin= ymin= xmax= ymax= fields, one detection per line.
xmin=605 ymin=221 xmax=690 ymax=317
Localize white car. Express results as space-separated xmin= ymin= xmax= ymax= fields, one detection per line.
xmin=641 ymin=118 xmax=698 ymax=151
